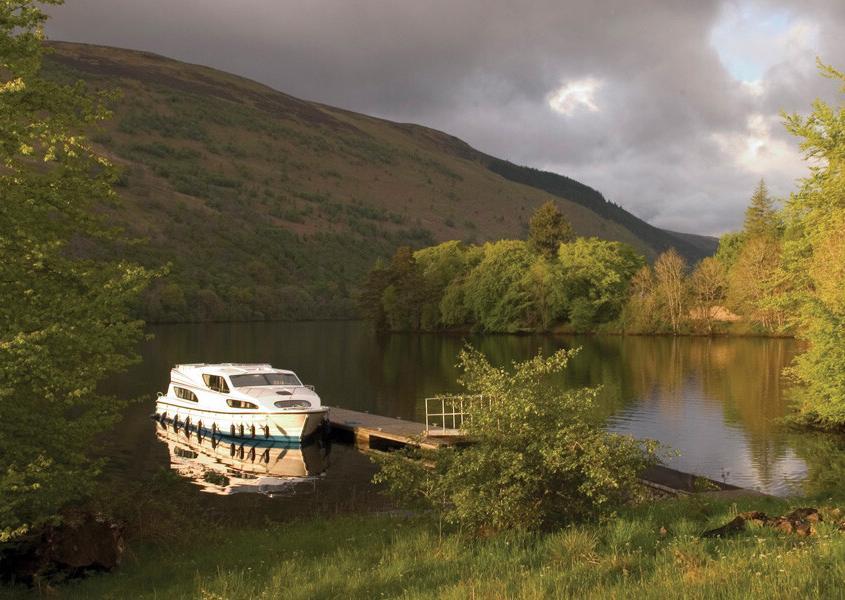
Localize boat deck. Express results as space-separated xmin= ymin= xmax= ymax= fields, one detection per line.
xmin=326 ymin=406 xmax=464 ymax=451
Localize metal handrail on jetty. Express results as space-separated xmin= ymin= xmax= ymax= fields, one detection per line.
xmin=326 ymin=396 xmax=480 ymax=450
xmin=424 ymin=394 xmax=483 ymax=437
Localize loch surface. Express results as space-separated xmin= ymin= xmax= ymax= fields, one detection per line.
xmin=108 ymin=321 xmax=843 ymax=497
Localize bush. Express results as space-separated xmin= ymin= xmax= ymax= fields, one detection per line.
xmin=373 ymin=347 xmax=659 ymax=533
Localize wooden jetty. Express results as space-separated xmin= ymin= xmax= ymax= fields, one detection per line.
xmin=327 ymin=406 xmax=462 ymax=451
xmin=325 ymin=406 xmax=768 ymax=498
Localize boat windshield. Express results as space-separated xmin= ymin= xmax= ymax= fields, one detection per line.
xmin=229 ymin=373 xmax=302 ymax=387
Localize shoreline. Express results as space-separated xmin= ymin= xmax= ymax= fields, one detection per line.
xmin=144 ymin=317 xmax=798 ymax=340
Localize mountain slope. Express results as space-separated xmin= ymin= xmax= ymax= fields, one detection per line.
xmin=43 ymin=42 xmax=715 ymax=322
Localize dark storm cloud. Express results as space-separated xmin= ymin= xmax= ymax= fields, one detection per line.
xmin=45 ymin=0 xmax=845 ymax=235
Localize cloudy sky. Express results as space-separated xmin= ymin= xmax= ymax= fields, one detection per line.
xmin=46 ymin=0 xmax=845 ymax=235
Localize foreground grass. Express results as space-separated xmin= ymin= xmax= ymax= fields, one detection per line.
xmin=8 ymin=494 xmax=845 ymax=599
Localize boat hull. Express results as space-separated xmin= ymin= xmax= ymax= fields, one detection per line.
xmin=154 ymin=400 xmax=329 ymax=442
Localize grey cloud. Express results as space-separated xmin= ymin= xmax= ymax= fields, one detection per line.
xmin=46 ymin=0 xmax=844 ymax=235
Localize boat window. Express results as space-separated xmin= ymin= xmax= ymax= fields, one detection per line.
xmin=202 ymin=374 xmax=230 ymax=393
xmin=227 ymin=399 xmax=258 ymax=409
xmin=174 ymin=386 xmax=198 ymax=402
xmin=229 ymin=373 xmax=302 ymax=387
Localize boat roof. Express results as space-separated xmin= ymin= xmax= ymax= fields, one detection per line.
xmin=172 ymin=363 xmax=295 ymax=376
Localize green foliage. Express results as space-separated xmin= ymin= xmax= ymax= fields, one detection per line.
xmin=464 ymin=241 xmax=535 ymax=331
xmin=714 ymin=231 xmax=745 ymax=269
xmin=521 ymin=257 xmax=564 ymax=330
xmin=439 ymin=273 xmax=476 ymax=328
xmin=414 ymin=241 xmax=473 ymax=329
xmin=414 ymin=241 xmax=470 ymax=291
xmin=557 ymin=238 xmax=644 ymax=330
xmin=373 ymin=348 xmax=659 ymax=533
xmin=362 ymin=234 xmax=645 ymax=333
xmin=382 ymin=247 xmax=428 ymax=330
xmin=356 ymin=247 xmax=432 ymax=330
xmin=0 ymin=1 xmax=154 ymax=541
xmin=781 ymin=61 xmax=845 ymax=426
xmin=528 ymin=200 xmax=574 ymax=257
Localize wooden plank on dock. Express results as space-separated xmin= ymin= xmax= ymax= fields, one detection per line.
xmin=327 ymin=406 xmax=460 ymax=451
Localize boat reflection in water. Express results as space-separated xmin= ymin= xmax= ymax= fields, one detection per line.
xmin=153 ymin=411 xmax=329 ymax=497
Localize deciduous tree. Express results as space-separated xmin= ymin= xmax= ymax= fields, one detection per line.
xmin=0 ymin=1 xmax=154 ymax=541
xmin=373 ymin=348 xmax=658 ymax=533
xmin=653 ymin=249 xmax=687 ymax=334
xmin=781 ymin=61 xmax=845 ymax=426
xmin=464 ymin=240 xmax=535 ymax=331
xmin=557 ymin=238 xmax=644 ymax=331
xmin=690 ymin=257 xmax=727 ymax=334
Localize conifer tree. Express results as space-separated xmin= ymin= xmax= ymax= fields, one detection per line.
xmin=743 ymin=179 xmax=778 ymax=239
xmin=528 ymin=201 xmax=574 ymax=258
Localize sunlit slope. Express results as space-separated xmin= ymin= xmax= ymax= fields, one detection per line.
xmin=43 ymin=42 xmax=714 ymax=321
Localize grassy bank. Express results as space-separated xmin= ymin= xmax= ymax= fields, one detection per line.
xmin=9 ymin=493 xmax=845 ymax=599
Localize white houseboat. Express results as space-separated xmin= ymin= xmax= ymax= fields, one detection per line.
xmin=155 ymin=363 xmax=329 ymax=442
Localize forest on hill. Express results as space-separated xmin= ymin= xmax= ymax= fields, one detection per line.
xmin=42 ymin=42 xmax=714 ymax=323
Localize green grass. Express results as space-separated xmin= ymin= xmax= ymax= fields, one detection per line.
xmin=11 ymin=494 xmax=845 ymax=599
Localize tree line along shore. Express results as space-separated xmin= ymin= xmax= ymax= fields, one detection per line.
xmin=360 ymin=182 xmax=790 ymax=338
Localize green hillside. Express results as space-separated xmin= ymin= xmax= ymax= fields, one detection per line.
xmin=43 ymin=41 xmax=715 ymax=322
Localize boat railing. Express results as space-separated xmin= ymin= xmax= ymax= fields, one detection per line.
xmin=424 ymin=394 xmax=484 ymax=437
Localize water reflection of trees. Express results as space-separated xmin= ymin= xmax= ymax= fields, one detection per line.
xmin=609 ymin=336 xmax=798 ymax=489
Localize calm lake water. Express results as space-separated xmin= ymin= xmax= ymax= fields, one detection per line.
xmin=106 ymin=321 xmax=844 ymax=498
